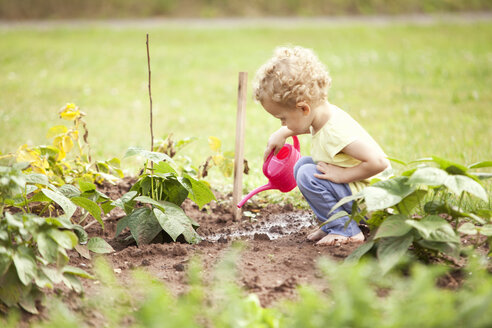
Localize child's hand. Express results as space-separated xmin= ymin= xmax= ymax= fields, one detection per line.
xmin=314 ymin=162 xmax=344 ymax=183
xmin=263 ymin=131 xmax=287 ymax=161
xmin=263 ymin=126 xmax=299 ymax=161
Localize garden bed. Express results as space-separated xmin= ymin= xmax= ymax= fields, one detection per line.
xmin=69 ymin=178 xmax=363 ymax=308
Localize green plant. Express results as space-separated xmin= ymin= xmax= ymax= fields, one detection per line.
xmin=326 ymin=156 xmax=491 ymax=273
xmin=115 ymin=147 xmax=216 ymax=245
xmin=1 ymin=156 xmax=114 ymax=257
xmin=7 ymin=245 xmax=492 ymax=328
xmin=0 ymin=162 xmax=94 ymax=314
xmin=3 ymin=103 xmax=123 ymax=186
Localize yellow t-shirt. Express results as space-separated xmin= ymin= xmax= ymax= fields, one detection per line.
xmin=311 ymin=105 xmax=390 ymax=194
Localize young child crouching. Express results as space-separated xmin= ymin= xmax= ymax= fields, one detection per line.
xmin=253 ymin=46 xmax=391 ymax=246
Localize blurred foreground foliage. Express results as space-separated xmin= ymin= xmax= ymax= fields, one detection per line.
xmin=1 ymin=0 xmax=491 ymax=20
xmin=2 ymin=245 xmax=492 ymax=327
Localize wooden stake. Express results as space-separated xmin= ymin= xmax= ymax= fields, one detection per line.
xmin=232 ymin=72 xmax=248 ymax=220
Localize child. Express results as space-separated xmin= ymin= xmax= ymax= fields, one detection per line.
xmin=253 ymin=46 xmax=390 ymax=246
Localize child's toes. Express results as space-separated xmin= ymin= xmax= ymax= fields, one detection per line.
xmin=307 ymin=229 xmax=327 ymax=242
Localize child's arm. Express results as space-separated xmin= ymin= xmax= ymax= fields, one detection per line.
xmin=314 ymin=139 xmax=389 ymax=184
xmin=264 ymin=126 xmax=296 ymax=161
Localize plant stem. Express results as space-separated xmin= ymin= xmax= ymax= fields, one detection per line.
xmin=77 ymin=211 xmax=90 ymax=226
xmin=23 ymin=185 xmax=30 ymax=214
xmin=39 ymin=202 xmax=51 ymax=217
xmin=146 ymin=33 xmax=154 ymax=154
xmin=146 ymin=34 xmax=155 ymax=200
xmin=455 ymin=192 xmax=465 ymax=232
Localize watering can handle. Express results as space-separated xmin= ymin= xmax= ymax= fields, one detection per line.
xmin=292 ymin=135 xmax=300 ymax=151
xmin=263 ymin=135 xmax=300 ymax=174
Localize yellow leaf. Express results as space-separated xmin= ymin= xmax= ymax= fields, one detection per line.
xmin=62 ymin=135 xmax=74 ymax=154
xmin=59 ymin=103 xmax=81 ymax=121
xmin=46 ymin=125 xmax=68 ymax=138
xmin=56 ymin=149 xmax=66 ymax=161
xmin=208 ymin=136 xmax=221 ymax=152
xmin=53 ymin=137 xmax=66 ymax=160
xmin=69 ymin=130 xmax=79 ymax=140
xmin=16 ymin=145 xmax=37 ymax=162
xmin=212 ymin=154 xmax=224 ymax=166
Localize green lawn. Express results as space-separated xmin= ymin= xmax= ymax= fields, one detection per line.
xmin=0 ymin=20 xmax=491 ymax=184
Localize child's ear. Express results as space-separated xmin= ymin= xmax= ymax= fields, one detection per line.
xmin=296 ymin=102 xmax=311 ymax=115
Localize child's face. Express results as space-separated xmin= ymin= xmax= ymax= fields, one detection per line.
xmin=261 ymin=99 xmax=312 ymax=134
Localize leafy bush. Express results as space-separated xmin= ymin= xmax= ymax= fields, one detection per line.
xmin=115 ymin=147 xmax=216 ymax=245
xmin=327 ymin=156 xmax=491 ymax=273
xmin=0 ymin=162 xmax=94 ymax=314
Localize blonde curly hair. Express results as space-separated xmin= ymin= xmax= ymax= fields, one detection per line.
xmin=253 ymin=46 xmax=332 ymax=107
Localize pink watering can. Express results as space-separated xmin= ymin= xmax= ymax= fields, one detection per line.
xmin=237 ymin=136 xmax=301 ymax=208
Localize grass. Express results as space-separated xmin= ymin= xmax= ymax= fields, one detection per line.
xmin=0 ymin=20 xmax=491 ymax=190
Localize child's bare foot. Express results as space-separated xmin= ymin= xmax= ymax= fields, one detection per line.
xmin=307 ymin=228 xmax=327 ymax=241
xmin=316 ymin=232 xmax=365 ymax=246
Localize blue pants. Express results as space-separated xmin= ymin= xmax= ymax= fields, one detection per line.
xmin=294 ymin=156 xmax=361 ymax=237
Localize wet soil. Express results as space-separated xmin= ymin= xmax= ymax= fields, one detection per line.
xmin=70 ymin=178 xmax=363 ymax=308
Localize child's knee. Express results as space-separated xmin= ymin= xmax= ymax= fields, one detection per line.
xmin=295 ymin=164 xmax=317 ymax=190
xmin=294 ymin=156 xmax=314 ymax=178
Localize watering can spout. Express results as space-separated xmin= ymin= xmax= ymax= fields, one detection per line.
xmin=237 ymin=183 xmax=274 ymax=208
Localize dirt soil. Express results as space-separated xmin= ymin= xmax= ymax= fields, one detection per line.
xmin=68 ymin=178 xmax=364 ymax=309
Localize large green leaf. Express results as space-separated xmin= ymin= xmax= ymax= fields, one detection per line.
xmin=443 ymin=174 xmax=487 ymax=201
xmin=0 ymin=265 xmax=29 ymax=306
xmin=58 ymin=184 xmax=81 ymax=198
xmin=156 ymin=200 xmax=200 ymax=243
xmin=12 ymin=245 xmax=37 ymax=286
xmin=72 ymin=224 xmax=88 ymax=244
xmin=126 ymin=208 xmax=162 ymax=245
xmin=162 ymin=178 xmax=189 ymax=206
xmin=124 ymin=147 xmax=174 ymax=163
xmin=362 ymin=177 xmax=415 ymax=211
xmin=62 ymin=273 xmax=83 ymax=293
xmin=48 ymin=229 xmax=78 ymax=249
xmin=112 ymin=190 xmax=138 ymax=215
xmin=116 ymin=215 xmax=130 ymax=237
xmin=405 ymin=215 xmax=460 ymax=243
xmin=183 ymin=174 xmax=216 ymax=208
xmin=154 ymin=161 xmax=177 ymax=175
xmin=345 ymin=240 xmax=375 ymax=263
xmin=19 ymin=289 xmax=39 ymax=314
xmin=77 ymin=179 xmax=97 ymax=192
xmin=374 ymin=215 xmax=413 ymax=239
xmin=431 ymin=156 xmax=468 ymax=175
xmin=36 ymin=232 xmax=59 ymax=263
xmin=41 ymin=266 xmax=63 ymax=284
xmin=397 ymin=190 xmax=428 ymax=215
xmin=0 ymin=253 xmax=12 ymax=277
xmin=480 ymin=224 xmax=492 ymax=236
xmin=153 ymin=208 xmax=185 ymax=241
xmin=41 ymin=188 xmax=77 ymax=219
xmin=377 ymin=233 xmax=414 ymax=274
xmin=62 ymin=265 xmax=94 ymax=279
xmin=458 ymin=222 xmax=477 ymax=235
xmin=327 ymin=192 xmax=363 ymax=215
xmin=416 ymin=240 xmax=459 ymax=258
xmin=24 ymin=173 xmax=49 ymax=186
xmin=135 ymin=195 xmax=165 ymax=211
xmin=408 ymin=167 xmax=448 ymax=186
xmin=87 ymin=237 xmax=114 ymax=254
xmin=468 ymin=160 xmax=492 ymax=169
xmin=71 ymin=196 xmax=103 ymax=228
xmin=423 ymin=201 xmax=485 ymax=225
xmin=320 ymin=211 xmax=350 ymax=228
